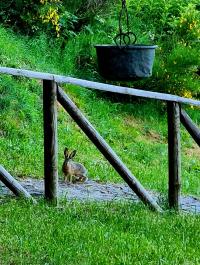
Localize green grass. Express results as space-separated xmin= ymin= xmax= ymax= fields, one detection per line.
xmin=0 ymin=199 xmax=199 ymax=265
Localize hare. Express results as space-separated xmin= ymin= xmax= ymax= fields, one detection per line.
xmin=62 ymin=148 xmax=88 ymax=183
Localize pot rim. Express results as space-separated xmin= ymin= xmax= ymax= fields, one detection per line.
xmin=95 ymin=44 xmax=158 ymax=49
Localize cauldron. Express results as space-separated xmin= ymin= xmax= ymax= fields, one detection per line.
xmin=95 ymin=44 xmax=157 ymax=81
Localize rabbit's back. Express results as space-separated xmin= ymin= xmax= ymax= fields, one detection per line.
xmin=70 ymin=161 xmax=87 ymax=176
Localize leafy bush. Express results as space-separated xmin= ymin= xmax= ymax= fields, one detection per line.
xmin=0 ymin=0 xmax=109 ymax=38
xmin=0 ymin=0 xmax=40 ymax=34
xmin=170 ymin=3 xmax=200 ymax=43
xmin=128 ymin=0 xmax=200 ymax=43
xmin=152 ymin=44 xmax=200 ymax=96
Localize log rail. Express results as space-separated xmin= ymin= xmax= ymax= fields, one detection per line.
xmin=0 ymin=67 xmax=200 ymax=211
xmin=0 ymin=67 xmax=200 ymax=107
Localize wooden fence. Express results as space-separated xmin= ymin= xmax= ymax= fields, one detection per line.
xmin=1 ymin=67 xmax=200 ymax=212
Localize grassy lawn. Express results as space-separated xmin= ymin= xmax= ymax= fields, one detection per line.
xmin=0 ymin=199 xmax=199 ymax=265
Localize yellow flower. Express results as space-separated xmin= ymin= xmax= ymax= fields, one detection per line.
xmin=39 ymin=1 xmax=62 ymax=37
xmin=182 ymin=90 xmax=192 ymax=99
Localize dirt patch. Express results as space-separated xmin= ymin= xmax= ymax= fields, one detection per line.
xmin=1 ymin=178 xmax=200 ymax=214
xmin=141 ymin=130 xmax=162 ymax=143
xmin=123 ymin=116 xmax=162 ymax=143
xmin=184 ymin=144 xmax=200 ymax=158
xmin=123 ymin=115 xmax=141 ymax=127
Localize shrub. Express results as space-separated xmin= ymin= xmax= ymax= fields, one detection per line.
xmin=128 ymin=0 xmax=200 ymax=44
xmin=0 ymin=0 xmax=109 ymax=38
xmin=0 ymin=0 xmax=40 ymax=34
xmin=170 ymin=3 xmax=200 ymax=43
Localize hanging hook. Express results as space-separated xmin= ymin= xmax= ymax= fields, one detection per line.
xmin=114 ymin=0 xmax=137 ymax=48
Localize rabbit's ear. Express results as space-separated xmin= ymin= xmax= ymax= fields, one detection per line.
xmin=64 ymin=148 xmax=69 ymax=157
xmin=69 ymin=150 xmax=76 ymax=159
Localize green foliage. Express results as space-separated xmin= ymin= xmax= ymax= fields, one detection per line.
xmin=0 ymin=0 xmax=109 ymax=38
xmin=128 ymin=0 xmax=200 ymax=42
xmin=121 ymin=0 xmax=200 ymax=95
xmin=170 ymin=3 xmax=200 ymax=43
xmin=0 ymin=0 xmax=40 ymax=34
xmin=0 ymin=2 xmax=200 ymax=198
xmin=1 ymin=0 xmax=199 ymax=44
xmin=136 ymin=42 xmax=200 ymax=96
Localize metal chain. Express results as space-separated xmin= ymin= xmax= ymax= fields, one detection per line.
xmin=114 ymin=0 xmax=137 ymax=48
xmin=119 ymin=0 xmax=129 ymax=35
xmin=122 ymin=0 xmax=127 ymax=8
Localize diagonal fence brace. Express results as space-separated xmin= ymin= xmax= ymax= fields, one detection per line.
xmin=180 ymin=108 xmax=200 ymax=147
xmin=57 ymin=86 xmax=162 ymax=212
xmin=0 ymin=165 xmax=36 ymax=203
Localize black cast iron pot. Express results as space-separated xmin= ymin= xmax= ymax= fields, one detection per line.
xmin=95 ymin=44 xmax=158 ymax=81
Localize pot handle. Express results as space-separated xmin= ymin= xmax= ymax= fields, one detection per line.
xmin=114 ymin=0 xmax=137 ymax=48
xmin=114 ymin=32 xmax=137 ymax=49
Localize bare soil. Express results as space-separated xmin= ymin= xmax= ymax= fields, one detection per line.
xmin=1 ymin=178 xmax=200 ymax=214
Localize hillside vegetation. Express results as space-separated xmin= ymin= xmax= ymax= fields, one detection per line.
xmin=0 ymin=0 xmax=200 ymax=198
xmin=1 ymin=0 xmax=199 ymax=93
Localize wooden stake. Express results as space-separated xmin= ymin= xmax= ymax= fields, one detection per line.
xmin=167 ymin=102 xmax=181 ymax=209
xmin=43 ymin=80 xmax=58 ymax=204
xmin=57 ymin=86 xmax=162 ymax=212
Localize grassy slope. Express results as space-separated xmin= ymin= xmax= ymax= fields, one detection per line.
xmin=0 ymin=200 xmax=200 ymax=265
xmin=0 ymin=25 xmax=200 ymax=197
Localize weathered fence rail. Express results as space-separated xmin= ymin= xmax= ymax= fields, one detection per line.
xmin=0 ymin=67 xmax=200 ymax=211
xmin=1 ymin=67 xmax=200 ymax=107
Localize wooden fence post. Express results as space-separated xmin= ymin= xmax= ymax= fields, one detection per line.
xmin=43 ymin=80 xmax=58 ymax=204
xmin=167 ymin=102 xmax=181 ymax=209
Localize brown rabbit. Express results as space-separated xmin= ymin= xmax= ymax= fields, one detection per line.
xmin=62 ymin=148 xmax=88 ymax=183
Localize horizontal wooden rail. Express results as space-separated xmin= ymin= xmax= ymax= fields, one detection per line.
xmin=180 ymin=109 xmax=200 ymax=147
xmin=0 ymin=67 xmax=200 ymax=107
xmin=57 ymin=86 xmax=162 ymax=212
